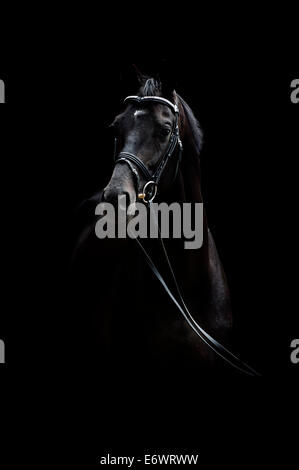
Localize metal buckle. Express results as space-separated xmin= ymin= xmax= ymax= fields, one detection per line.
xmin=138 ymin=181 xmax=158 ymax=203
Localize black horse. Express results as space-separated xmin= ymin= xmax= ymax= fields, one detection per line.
xmin=71 ymin=75 xmax=235 ymax=372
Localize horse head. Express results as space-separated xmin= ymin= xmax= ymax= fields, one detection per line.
xmin=103 ymin=75 xmax=190 ymax=214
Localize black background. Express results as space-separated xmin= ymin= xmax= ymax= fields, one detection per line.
xmin=0 ymin=39 xmax=298 ymax=466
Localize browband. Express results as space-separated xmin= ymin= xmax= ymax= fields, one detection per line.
xmin=124 ymin=95 xmax=179 ymax=115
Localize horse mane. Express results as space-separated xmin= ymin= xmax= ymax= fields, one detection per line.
xmin=175 ymin=94 xmax=203 ymax=158
xmin=175 ymin=94 xmax=204 ymax=199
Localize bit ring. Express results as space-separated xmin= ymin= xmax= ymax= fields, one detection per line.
xmin=138 ymin=181 xmax=157 ymax=203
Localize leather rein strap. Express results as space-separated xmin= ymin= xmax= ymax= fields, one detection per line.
xmin=136 ymin=205 xmax=260 ymax=376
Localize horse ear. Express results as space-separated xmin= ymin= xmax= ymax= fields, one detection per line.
xmin=161 ymin=82 xmax=176 ymax=100
xmin=132 ymin=63 xmax=145 ymax=85
xmin=119 ymin=63 xmax=145 ymax=96
xmin=159 ymin=62 xmax=178 ymax=99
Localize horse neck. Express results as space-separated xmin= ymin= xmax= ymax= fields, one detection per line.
xmin=162 ymin=155 xmax=210 ymax=288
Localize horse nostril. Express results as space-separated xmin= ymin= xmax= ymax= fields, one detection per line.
xmin=103 ymin=190 xmax=131 ymax=208
xmin=103 ymin=189 xmax=117 ymax=205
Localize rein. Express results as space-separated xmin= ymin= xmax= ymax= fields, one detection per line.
xmin=136 ymin=206 xmax=260 ymax=376
xmin=112 ymin=95 xmax=260 ymax=376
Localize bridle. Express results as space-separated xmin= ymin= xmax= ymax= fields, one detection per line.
xmin=114 ymin=95 xmax=183 ymax=203
xmin=109 ymin=94 xmax=260 ymax=376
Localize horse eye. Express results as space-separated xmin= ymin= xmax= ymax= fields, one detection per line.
xmin=160 ymin=128 xmax=171 ymax=137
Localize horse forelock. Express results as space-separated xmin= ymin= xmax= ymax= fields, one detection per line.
xmin=139 ymin=77 xmax=162 ymax=97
